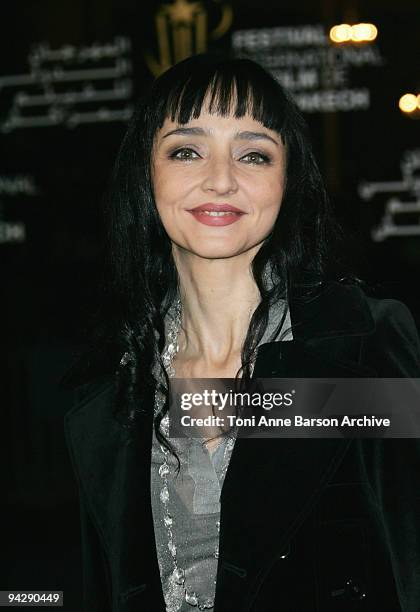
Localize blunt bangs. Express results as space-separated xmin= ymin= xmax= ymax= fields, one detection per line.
xmin=149 ymin=55 xmax=288 ymax=139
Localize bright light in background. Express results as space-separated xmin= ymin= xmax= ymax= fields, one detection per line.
xmin=330 ymin=24 xmax=352 ymax=43
xmin=352 ymin=23 xmax=377 ymax=41
xmin=399 ymin=94 xmax=418 ymax=113
xmin=329 ymin=23 xmax=378 ymax=43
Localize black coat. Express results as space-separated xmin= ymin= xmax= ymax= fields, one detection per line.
xmin=63 ymin=281 xmax=420 ymax=611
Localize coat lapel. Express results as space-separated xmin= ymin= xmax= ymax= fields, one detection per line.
xmin=64 ymin=281 xmax=376 ymax=610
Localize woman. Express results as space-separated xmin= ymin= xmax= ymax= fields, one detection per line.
xmin=62 ymin=54 xmax=420 ymax=611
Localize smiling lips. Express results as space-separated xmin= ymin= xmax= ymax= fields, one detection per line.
xmin=187 ymin=203 xmax=246 ymax=226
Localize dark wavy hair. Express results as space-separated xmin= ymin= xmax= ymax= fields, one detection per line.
xmin=89 ymin=53 xmax=351 ymax=463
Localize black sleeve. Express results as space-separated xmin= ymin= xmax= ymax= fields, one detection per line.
xmin=64 ymin=384 xmax=114 ymax=612
xmin=359 ymin=298 xmax=420 ymax=611
xmin=78 ymin=489 xmax=113 ymax=612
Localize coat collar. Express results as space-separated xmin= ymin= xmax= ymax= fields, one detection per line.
xmin=63 ymin=280 xmax=375 ymax=610
xmin=289 ymin=280 xmax=374 ymax=341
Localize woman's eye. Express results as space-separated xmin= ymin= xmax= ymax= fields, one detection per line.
xmin=170 ymin=148 xmax=200 ymax=161
xmin=240 ymin=152 xmax=270 ymax=165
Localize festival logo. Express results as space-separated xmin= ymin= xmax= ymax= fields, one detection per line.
xmin=145 ymin=0 xmax=233 ymax=76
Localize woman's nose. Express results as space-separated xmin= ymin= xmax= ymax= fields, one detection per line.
xmin=201 ymin=157 xmax=238 ymax=195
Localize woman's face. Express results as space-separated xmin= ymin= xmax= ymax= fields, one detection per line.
xmin=152 ymin=109 xmax=286 ymax=260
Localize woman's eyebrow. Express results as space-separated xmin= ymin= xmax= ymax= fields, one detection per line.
xmin=162 ymin=127 xmax=206 ymax=138
xmin=235 ymin=131 xmax=280 ymax=146
xmin=162 ymin=126 xmax=280 ymax=146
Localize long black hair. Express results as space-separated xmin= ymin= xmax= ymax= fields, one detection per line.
xmin=89 ymin=53 xmax=350 ymax=462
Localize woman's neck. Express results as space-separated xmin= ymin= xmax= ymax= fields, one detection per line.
xmin=172 ymin=247 xmax=261 ymax=369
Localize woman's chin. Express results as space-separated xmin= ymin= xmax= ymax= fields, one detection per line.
xmin=172 ymin=239 xmax=264 ymax=261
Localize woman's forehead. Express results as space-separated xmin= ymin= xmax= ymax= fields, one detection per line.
xmin=158 ymin=110 xmax=278 ymax=136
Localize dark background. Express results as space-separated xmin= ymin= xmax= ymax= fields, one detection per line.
xmin=2 ymin=1 xmax=419 ymax=609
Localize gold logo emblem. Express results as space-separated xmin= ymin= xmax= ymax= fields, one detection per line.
xmin=146 ymin=0 xmax=233 ymax=76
